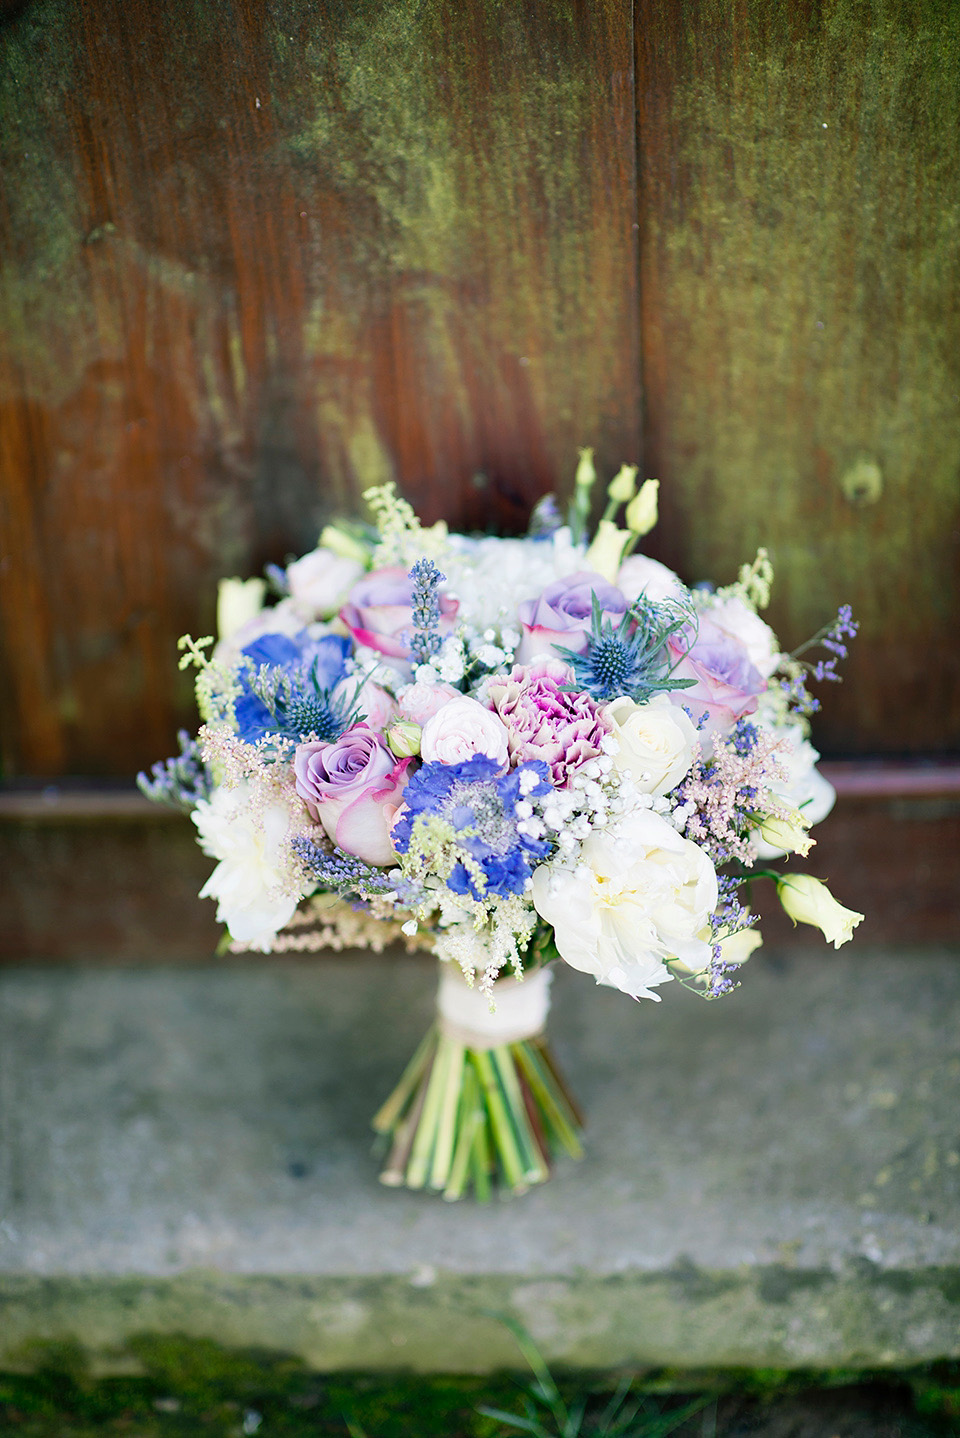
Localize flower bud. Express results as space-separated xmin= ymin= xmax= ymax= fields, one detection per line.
xmin=584 ymin=520 xmax=631 ymax=582
xmin=625 ymin=478 xmax=659 ymax=536
xmin=319 ymin=523 xmax=371 ymax=565
xmin=607 ymin=463 xmax=638 ymax=505
xmin=575 ymin=446 xmax=597 ymax=490
xmin=776 ymin=874 xmax=864 ymax=948
xmin=216 ymin=577 xmax=266 ymax=641
xmin=386 ymin=721 xmax=422 ymax=758
xmin=757 ymin=811 xmax=814 ymax=857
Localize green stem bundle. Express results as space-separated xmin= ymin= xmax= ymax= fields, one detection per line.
xmin=373 ymin=1027 xmax=584 ymax=1200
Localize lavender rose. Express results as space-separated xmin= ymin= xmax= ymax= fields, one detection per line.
xmin=514 ymin=571 xmax=627 ymax=665
xmin=666 ymin=616 xmax=766 ymax=738
xmin=340 ymin=567 xmax=459 ymax=662
xmin=483 ymin=658 xmax=611 ymax=788
xmin=294 ymin=727 xmax=412 ymax=865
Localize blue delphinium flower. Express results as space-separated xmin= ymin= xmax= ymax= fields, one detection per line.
xmin=233 ymin=631 xmax=353 ymax=744
xmin=392 ymin=755 xmax=553 ymax=902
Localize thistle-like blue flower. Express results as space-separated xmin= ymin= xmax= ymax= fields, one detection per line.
xmin=557 ymin=592 xmax=697 ymax=704
xmin=392 ymin=755 xmax=552 ymax=901
xmin=233 ymin=631 xmax=354 ymax=744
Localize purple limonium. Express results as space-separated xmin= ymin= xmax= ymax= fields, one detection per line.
xmin=391 ymin=754 xmax=553 ymax=902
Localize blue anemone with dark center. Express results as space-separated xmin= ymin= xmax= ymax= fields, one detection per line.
xmin=234 ymin=631 xmax=352 ymax=744
xmin=392 ymin=754 xmax=553 ymax=901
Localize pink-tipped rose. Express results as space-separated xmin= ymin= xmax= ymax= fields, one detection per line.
xmin=666 ymin=616 xmax=766 ymax=738
xmin=420 ymin=696 xmax=510 ymax=767
xmin=340 ymin=567 xmax=459 ymax=661
xmin=515 ymin=571 xmax=627 ymax=665
xmin=483 ymin=658 xmax=611 ymax=788
xmin=294 ymin=727 xmax=412 ymax=865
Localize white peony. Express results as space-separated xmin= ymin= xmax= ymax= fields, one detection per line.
xmin=192 ymin=782 xmax=301 ymax=950
xmin=420 ymin=696 xmax=510 ymax=767
xmin=286 ymin=547 xmax=364 ymax=618
xmin=605 ymin=694 xmax=697 ymax=795
xmin=531 ymin=810 xmax=718 ymax=999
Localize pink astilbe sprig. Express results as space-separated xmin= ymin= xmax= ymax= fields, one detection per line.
xmin=669 ymin=718 xmax=790 ymax=868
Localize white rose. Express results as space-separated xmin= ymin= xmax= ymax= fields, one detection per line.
xmin=420 ymin=696 xmax=510 ymax=767
xmin=605 ymin=694 xmax=697 ymax=795
xmin=285 ymin=548 xmax=364 ymax=618
xmin=531 ymin=809 xmax=718 ymax=999
xmin=704 ymin=594 xmax=780 ymax=678
xmin=192 ymin=782 xmax=301 ymax=950
xmin=616 ymin=554 xmax=684 ymax=605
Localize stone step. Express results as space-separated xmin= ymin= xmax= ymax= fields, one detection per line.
xmin=1 ymin=949 xmax=959 ymax=1373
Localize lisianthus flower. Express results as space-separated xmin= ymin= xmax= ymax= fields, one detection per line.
xmin=482 ymin=658 xmax=611 ymax=789
xmin=777 ymin=874 xmax=864 ymax=947
xmin=391 ymin=754 xmax=552 ymax=902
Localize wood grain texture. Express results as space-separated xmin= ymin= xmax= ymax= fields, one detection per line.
xmin=636 ymin=0 xmax=960 ymax=754
xmin=0 ymin=0 xmax=639 ymax=775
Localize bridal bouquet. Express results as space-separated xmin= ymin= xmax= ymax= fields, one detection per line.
xmin=140 ymin=455 xmax=863 ymax=1199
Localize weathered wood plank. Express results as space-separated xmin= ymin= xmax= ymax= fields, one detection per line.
xmin=0 ymin=0 xmax=639 ymax=775
xmin=636 ymin=0 xmax=960 ymax=754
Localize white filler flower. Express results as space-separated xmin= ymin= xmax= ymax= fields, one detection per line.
xmin=192 ymin=782 xmax=300 ymax=950
xmin=531 ymin=809 xmax=718 ymax=999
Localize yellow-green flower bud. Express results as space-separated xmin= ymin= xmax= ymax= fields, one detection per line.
xmin=584 ymin=520 xmax=631 ymax=582
xmin=319 ymin=524 xmax=370 ymax=565
xmin=776 ymin=874 xmax=864 ymax=948
xmin=607 ymin=463 xmax=638 ymax=505
xmin=757 ymin=812 xmax=814 ymax=858
xmin=216 ymin=577 xmax=266 ymax=641
xmin=386 ymin=721 xmax=422 ymax=758
xmin=625 ymin=478 xmax=659 ymax=536
xmin=575 ymin=446 xmax=597 ymax=490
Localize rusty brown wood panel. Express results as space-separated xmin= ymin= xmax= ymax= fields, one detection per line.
xmin=636 ymin=0 xmax=960 ymax=755
xmin=0 ymin=0 xmax=639 ymax=776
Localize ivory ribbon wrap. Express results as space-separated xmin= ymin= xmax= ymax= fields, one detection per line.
xmin=437 ymin=965 xmax=553 ymax=1049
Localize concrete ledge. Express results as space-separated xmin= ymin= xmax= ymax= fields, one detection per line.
xmin=2 ymin=950 xmax=960 ymax=1371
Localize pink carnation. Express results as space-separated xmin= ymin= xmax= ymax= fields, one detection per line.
xmin=482 ymin=658 xmax=611 ymax=789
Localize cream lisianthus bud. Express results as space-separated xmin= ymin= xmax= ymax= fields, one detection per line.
xmin=776 ymin=874 xmax=864 ymax=948
xmin=386 ymin=721 xmax=422 ymax=758
xmin=575 ymin=446 xmax=597 ymax=490
xmin=584 ymin=520 xmax=631 ymax=582
xmin=757 ymin=811 xmax=815 ymax=858
xmin=319 ymin=523 xmax=370 ymax=564
xmin=625 ymin=478 xmax=659 ymax=536
xmin=607 ymin=463 xmax=638 ymax=505
xmin=217 ymin=577 xmax=267 ymax=641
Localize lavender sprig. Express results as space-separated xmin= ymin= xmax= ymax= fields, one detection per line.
xmin=407 ymin=557 xmax=446 ymax=664
xmin=137 ymin=730 xmax=211 ymax=810
xmin=292 ymin=835 xmax=424 ymax=906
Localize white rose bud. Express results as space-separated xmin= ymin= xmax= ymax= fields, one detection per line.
xmin=386 ymin=721 xmax=422 ymax=758
xmin=776 ymin=874 xmax=864 ymax=948
xmin=625 ymin=478 xmax=659 ymax=536
xmin=756 ymin=811 xmax=814 ymax=858
xmin=217 ymin=577 xmax=267 ymax=641
xmin=584 ymin=520 xmax=631 ymax=582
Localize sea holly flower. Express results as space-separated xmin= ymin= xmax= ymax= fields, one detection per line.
xmin=776 ymin=874 xmax=864 ymax=947
xmin=557 ymin=591 xmax=696 ymax=706
xmin=391 ymin=754 xmax=552 ymax=902
xmin=233 ymin=631 xmax=354 ymax=745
